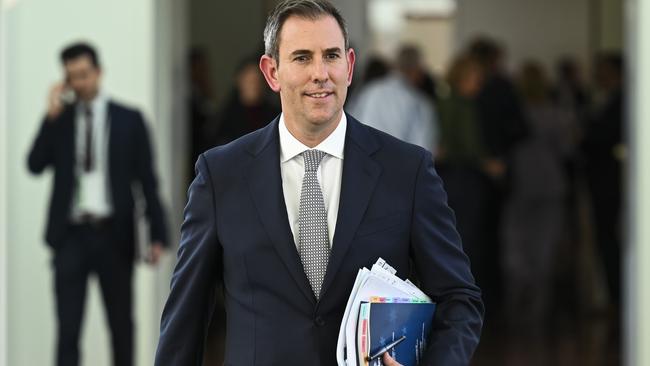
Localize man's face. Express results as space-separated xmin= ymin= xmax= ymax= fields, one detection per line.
xmin=459 ymin=67 xmax=483 ymax=98
xmin=260 ymin=15 xmax=355 ymax=133
xmin=64 ymin=55 xmax=101 ymax=102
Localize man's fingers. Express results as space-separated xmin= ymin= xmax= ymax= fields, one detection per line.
xmin=49 ymin=82 xmax=65 ymax=102
xmin=46 ymin=82 xmax=66 ymax=119
xmin=147 ymin=242 xmax=164 ymax=265
xmin=382 ymin=352 xmax=403 ymax=366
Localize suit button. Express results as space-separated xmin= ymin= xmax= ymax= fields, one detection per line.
xmin=314 ymin=316 xmax=326 ymax=327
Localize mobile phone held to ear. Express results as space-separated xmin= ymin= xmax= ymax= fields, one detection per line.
xmin=59 ymin=77 xmax=76 ymax=105
xmin=59 ymin=87 xmax=76 ymax=105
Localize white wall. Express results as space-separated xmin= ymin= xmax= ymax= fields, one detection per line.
xmin=365 ymin=0 xmax=455 ymax=75
xmin=455 ymin=0 xmax=591 ymax=74
xmin=152 ymin=0 xmax=188 ymax=328
xmin=0 ymin=3 xmax=8 ymax=366
xmin=0 ymin=0 xmax=183 ymax=365
xmin=331 ymin=0 xmax=370 ymax=61
xmin=600 ymin=0 xmax=624 ymax=51
xmin=626 ymin=0 xmax=650 ymax=365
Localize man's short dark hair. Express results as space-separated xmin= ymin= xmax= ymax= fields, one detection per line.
xmin=263 ymin=0 xmax=349 ymax=62
xmin=468 ymin=37 xmax=501 ymax=68
xmin=597 ymin=51 xmax=624 ymax=77
xmin=397 ymin=44 xmax=422 ymax=72
xmin=60 ymin=42 xmax=100 ymax=68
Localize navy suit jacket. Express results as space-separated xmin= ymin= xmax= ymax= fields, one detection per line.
xmin=156 ymin=114 xmax=483 ymax=365
xmin=27 ymin=101 xmax=168 ymax=259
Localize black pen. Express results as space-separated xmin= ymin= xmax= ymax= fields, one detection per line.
xmin=366 ymin=335 xmax=407 ymax=361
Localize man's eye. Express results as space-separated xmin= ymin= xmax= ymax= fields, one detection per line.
xmin=326 ymin=53 xmax=341 ymax=60
xmin=294 ymin=56 xmax=309 ymax=62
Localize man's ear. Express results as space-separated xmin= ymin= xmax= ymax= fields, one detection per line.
xmin=346 ymin=48 xmax=356 ymax=86
xmin=259 ymin=55 xmax=281 ymax=92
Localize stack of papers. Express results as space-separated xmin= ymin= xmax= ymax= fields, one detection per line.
xmin=336 ymin=258 xmax=434 ymax=366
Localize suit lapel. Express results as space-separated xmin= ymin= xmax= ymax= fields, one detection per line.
xmin=246 ymin=119 xmax=317 ymax=305
xmin=106 ymin=102 xmax=118 ymax=204
xmin=320 ymin=115 xmax=381 ymax=298
xmin=61 ymin=107 xmax=78 ymax=197
xmin=63 ymin=107 xmax=77 ymax=170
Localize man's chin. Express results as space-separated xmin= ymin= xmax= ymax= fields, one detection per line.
xmin=78 ymin=90 xmax=99 ymax=102
xmin=306 ymin=112 xmax=340 ymax=128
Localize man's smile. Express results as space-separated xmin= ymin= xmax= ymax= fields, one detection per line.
xmin=305 ymin=91 xmax=334 ymax=99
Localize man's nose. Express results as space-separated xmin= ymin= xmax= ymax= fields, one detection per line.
xmin=311 ymin=58 xmax=329 ymax=83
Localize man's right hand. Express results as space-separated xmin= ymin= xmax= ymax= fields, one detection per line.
xmin=382 ymin=353 xmax=404 ymax=366
xmin=46 ymin=82 xmax=66 ymax=120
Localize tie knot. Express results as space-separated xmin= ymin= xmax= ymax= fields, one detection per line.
xmin=302 ymin=149 xmax=326 ymax=172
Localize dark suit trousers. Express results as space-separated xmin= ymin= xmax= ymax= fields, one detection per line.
xmin=53 ymin=221 xmax=133 ymax=366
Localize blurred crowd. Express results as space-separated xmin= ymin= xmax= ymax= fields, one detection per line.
xmin=348 ymin=38 xmax=624 ymax=366
xmin=188 ymin=49 xmax=280 ymax=181
xmin=186 ymin=36 xmax=624 ymax=366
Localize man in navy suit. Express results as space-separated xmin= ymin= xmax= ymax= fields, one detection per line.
xmin=27 ymin=43 xmax=167 ymax=366
xmin=155 ymin=1 xmax=483 ymax=365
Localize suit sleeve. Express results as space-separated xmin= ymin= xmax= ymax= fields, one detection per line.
xmin=410 ymin=150 xmax=485 ymax=366
xmin=133 ymin=113 xmax=168 ymax=246
xmin=27 ymin=116 xmax=60 ymax=174
xmin=155 ymin=154 xmax=222 ymax=366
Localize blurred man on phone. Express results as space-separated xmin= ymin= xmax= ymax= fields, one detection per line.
xmin=27 ymin=42 xmax=168 ymax=366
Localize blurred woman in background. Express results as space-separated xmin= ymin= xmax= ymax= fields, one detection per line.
xmin=502 ymin=61 xmax=573 ymax=344
xmin=214 ymin=57 xmax=279 ymax=145
xmin=436 ymin=54 xmax=494 ymax=302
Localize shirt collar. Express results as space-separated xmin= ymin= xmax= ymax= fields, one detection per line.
xmin=279 ymin=112 xmax=347 ymax=163
xmin=77 ymin=90 xmax=108 ymax=113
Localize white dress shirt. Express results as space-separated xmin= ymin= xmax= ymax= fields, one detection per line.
xmin=279 ymin=113 xmax=346 ymax=249
xmin=71 ymin=91 xmax=113 ymax=220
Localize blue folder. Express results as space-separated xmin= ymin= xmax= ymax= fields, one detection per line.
xmin=362 ymin=302 xmax=437 ymax=366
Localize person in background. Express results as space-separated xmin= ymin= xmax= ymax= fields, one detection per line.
xmin=214 ymin=57 xmax=280 ymax=145
xmin=415 ymin=66 xmax=438 ymax=106
xmin=345 ymin=54 xmax=390 ymax=104
xmin=553 ymin=57 xmax=589 ymax=124
xmin=27 ymin=42 xmax=168 ymax=366
xmin=467 ymin=37 xmax=527 ymax=327
xmin=436 ymin=54 xmax=493 ymax=304
xmin=349 ymin=44 xmax=438 ymax=153
xmin=548 ymin=58 xmax=588 ymax=320
xmin=188 ymin=48 xmax=219 ymax=180
xmin=358 ymin=54 xmax=391 ymax=87
xmin=551 ymin=57 xmax=588 ymax=252
xmin=582 ymin=52 xmax=625 ymax=314
xmin=501 ymin=61 xmax=573 ymax=348
xmin=469 ymin=37 xmax=528 ymax=166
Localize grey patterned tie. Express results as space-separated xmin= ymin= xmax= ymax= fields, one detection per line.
xmin=298 ymin=149 xmax=330 ymax=300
